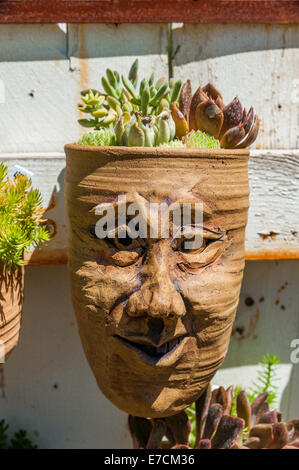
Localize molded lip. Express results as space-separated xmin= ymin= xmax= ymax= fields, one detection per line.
xmin=65 ymin=143 xmax=250 ymax=160
xmin=113 ymin=333 xmax=189 ymax=366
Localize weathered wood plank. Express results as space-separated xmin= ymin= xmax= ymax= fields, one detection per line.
xmin=1 ymin=0 xmax=299 ymax=24
xmin=1 ymin=24 xmax=297 ymax=151
xmin=0 ymin=24 xmax=78 ymax=153
xmin=0 ymin=24 xmax=168 ymax=152
xmin=247 ymin=150 xmax=299 ymax=260
xmin=172 ymin=23 xmax=299 ymax=150
xmin=1 ymin=150 xmax=298 ymax=263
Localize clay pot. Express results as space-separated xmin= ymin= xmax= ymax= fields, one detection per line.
xmin=0 ymin=266 xmax=24 ymax=361
xmin=65 ymin=145 xmax=249 ymax=418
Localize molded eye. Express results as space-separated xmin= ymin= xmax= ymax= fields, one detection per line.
xmin=89 ymin=223 xmax=145 ymax=251
xmin=173 ymin=226 xmax=206 ymax=254
xmin=111 ymin=226 xmax=146 ymax=252
xmin=177 ymin=237 xmax=209 ymax=254
xmin=88 ymin=224 xmax=145 ymax=267
xmin=113 ymin=232 xmax=137 ymax=250
xmin=174 ymin=227 xmax=230 ymax=271
xmin=174 ymin=226 xmax=225 ymax=254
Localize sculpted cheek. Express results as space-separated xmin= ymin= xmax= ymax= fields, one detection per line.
xmin=177 ymin=271 xmax=238 ymax=347
xmin=77 ymin=262 xmax=141 ymax=314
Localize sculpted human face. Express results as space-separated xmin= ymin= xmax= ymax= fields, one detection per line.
xmin=66 ymin=146 xmax=249 ymax=418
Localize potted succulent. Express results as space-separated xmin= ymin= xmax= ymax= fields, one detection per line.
xmin=0 ymin=163 xmax=51 ymax=361
xmin=129 ymin=385 xmax=299 ymax=449
xmin=128 ymin=355 xmax=299 ymax=449
xmin=65 ymin=60 xmax=259 ymax=418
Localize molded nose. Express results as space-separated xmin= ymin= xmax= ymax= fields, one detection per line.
xmin=125 ymin=279 xmax=186 ymax=318
xmin=125 ymin=242 xmax=186 ymax=319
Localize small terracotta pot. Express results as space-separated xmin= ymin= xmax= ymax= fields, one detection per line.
xmin=0 ymin=266 xmax=24 ymax=361
xmin=65 ymin=145 xmax=249 ymax=418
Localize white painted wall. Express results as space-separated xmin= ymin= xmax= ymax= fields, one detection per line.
xmin=0 ymin=23 xmax=298 ymax=448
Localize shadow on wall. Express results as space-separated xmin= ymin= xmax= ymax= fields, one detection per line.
xmin=1 ymin=23 xmax=298 ymax=63
xmin=0 ymin=23 xmax=168 ymax=62
xmin=0 ymin=24 xmax=68 ymax=62
xmin=172 ymin=24 xmax=298 ymax=65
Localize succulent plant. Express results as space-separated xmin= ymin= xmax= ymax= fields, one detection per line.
xmin=78 ymin=60 xmax=183 ymax=134
xmin=184 ymin=130 xmax=220 ymax=149
xmin=159 ymin=140 xmax=185 ymax=148
xmin=0 ymin=163 xmax=51 ymax=268
xmin=128 ymin=385 xmax=299 ymax=449
xmin=155 ymin=110 xmax=176 ymax=146
xmin=77 ymin=59 xmax=259 ymax=149
xmin=172 ymin=81 xmax=259 ymax=149
xmin=114 ymin=110 xmax=176 ymax=147
xmin=159 ymin=131 xmax=220 ymax=150
xmin=78 ymin=128 xmax=116 ymax=146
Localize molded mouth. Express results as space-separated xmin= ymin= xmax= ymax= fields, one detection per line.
xmin=113 ymin=334 xmax=188 ymax=365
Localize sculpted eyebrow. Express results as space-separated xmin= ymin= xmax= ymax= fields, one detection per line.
xmin=168 ymin=199 xmax=213 ymax=219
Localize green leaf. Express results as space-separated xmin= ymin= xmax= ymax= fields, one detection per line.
xmin=101 ymin=76 xmax=118 ymax=99
xmin=141 ymin=84 xmax=150 ymax=116
xmin=150 ymin=82 xmax=169 ymax=107
xmin=106 ymin=69 xmax=117 ymax=88
xmin=78 ymin=118 xmax=98 ymax=128
xmin=121 ymin=75 xmax=139 ymax=101
xmin=170 ymin=80 xmax=182 ymax=104
xmin=128 ymin=59 xmax=139 ymax=87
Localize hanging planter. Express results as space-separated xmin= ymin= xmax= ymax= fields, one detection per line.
xmin=0 ymin=265 xmax=24 ymax=361
xmin=65 ymin=60 xmax=258 ymax=418
xmin=0 ymin=163 xmax=51 ymax=362
xmin=65 ymin=145 xmax=250 ymax=417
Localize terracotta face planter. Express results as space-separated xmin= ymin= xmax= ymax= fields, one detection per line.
xmin=0 ymin=266 xmax=24 ymax=361
xmin=65 ymin=145 xmax=249 ymax=418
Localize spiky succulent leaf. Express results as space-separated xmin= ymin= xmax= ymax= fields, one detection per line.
xmin=185 ymin=130 xmax=220 ymax=149
xmin=159 ymin=140 xmax=185 ymax=148
xmin=78 ymin=129 xmax=116 ymax=146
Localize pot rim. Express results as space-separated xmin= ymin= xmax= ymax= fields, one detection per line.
xmin=65 ymin=144 xmax=249 ymax=160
